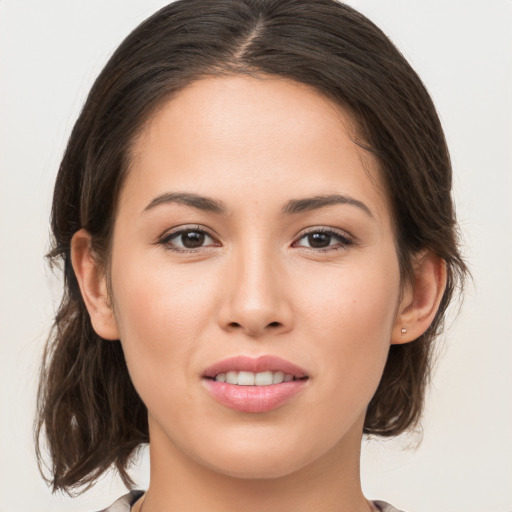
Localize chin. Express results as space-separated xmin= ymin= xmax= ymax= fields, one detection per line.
xmin=202 ymin=453 xmax=308 ymax=480
xmin=189 ymin=430 xmax=328 ymax=481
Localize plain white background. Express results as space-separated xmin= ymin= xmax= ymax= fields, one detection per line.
xmin=0 ymin=1 xmax=511 ymax=511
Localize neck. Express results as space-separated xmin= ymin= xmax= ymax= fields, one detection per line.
xmin=140 ymin=416 xmax=370 ymax=512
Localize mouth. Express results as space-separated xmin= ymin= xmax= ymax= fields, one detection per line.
xmin=202 ymin=354 xmax=309 ymax=383
xmin=201 ymin=355 xmax=309 ymax=413
xmin=205 ymin=370 xmax=308 ymax=386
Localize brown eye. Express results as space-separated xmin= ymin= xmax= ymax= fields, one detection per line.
xmin=180 ymin=231 xmax=206 ymax=248
xmin=159 ymin=227 xmax=217 ymax=252
xmin=295 ymin=229 xmax=353 ymax=252
xmin=307 ymin=232 xmax=332 ymax=248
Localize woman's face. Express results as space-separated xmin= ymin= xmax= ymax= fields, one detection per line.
xmin=109 ymin=75 xmax=403 ymax=478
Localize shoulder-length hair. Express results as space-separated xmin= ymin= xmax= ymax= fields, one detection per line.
xmin=36 ymin=0 xmax=467 ymax=493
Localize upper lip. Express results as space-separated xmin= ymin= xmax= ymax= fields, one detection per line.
xmin=202 ymin=355 xmax=308 ymax=379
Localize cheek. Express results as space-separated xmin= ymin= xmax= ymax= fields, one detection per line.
xmin=109 ymin=252 xmax=221 ymax=394
xmin=298 ymin=251 xmax=400 ymax=338
xmin=294 ymin=252 xmax=401 ymax=408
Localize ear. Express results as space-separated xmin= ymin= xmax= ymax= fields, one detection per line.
xmin=71 ymin=229 xmax=120 ymax=340
xmin=391 ymin=250 xmax=447 ymax=344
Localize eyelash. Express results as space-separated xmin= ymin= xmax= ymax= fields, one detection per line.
xmin=157 ymin=225 xmax=219 ymax=254
xmin=293 ymin=228 xmax=354 ymax=252
xmin=157 ymin=225 xmax=354 ymax=254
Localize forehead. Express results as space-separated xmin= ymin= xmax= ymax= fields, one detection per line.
xmin=124 ymin=74 xmax=390 ymax=224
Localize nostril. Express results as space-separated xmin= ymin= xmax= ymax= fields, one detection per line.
xmin=224 ymin=320 xmax=284 ymax=335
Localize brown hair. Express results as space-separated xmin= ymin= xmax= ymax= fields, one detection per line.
xmin=36 ymin=0 xmax=467 ymax=493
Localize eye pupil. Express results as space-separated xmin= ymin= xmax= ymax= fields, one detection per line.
xmin=182 ymin=231 xmax=205 ymax=248
xmin=308 ymin=232 xmax=331 ymax=248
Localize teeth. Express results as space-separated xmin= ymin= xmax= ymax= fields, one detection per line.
xmin=215 ymin=372 xmax=226 ymax=383
xmin=255 ymin=371 xmax=273 ymax=385
xmin=214 ymin=370 xmax=298 ymax=385
xmin=272 ymin=371 xmax=284 ymax=384
xmin=226 ymin=371 xmax=238 ymax=384
xmin=237 ymin=371 xmax=255 ymax=385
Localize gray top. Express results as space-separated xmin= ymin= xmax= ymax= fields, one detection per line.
xmin=98 ymin=491 xmax=406 ymax=511
xmin=97 ymin=491 xmax=143 ymax=512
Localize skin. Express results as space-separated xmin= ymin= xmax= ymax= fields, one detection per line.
xmin=72 ymin=75 xmax=446 ymax=512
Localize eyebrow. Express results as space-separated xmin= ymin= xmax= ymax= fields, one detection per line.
xmin=144 ymin=192 xmax=227 ymax=214
xmin=143 ymin=192 xmax=373 ymax=218
xmin=282 ymin=194 xmax=373 ymax=218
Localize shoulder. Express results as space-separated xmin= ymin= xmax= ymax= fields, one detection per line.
xmin=96 ymin=490 xmax=144 ymax=512
xmin=373 ymin=501 xmax=408 ymax=512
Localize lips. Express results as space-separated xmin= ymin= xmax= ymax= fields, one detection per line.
xmin=201 ymin=355 xmax=309 ymax=413
xmin=202 ymin=355 xmax=308 ymax=380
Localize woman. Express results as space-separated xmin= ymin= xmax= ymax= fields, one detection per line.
xmin=35 ymin=1 xmax=467 ymax=510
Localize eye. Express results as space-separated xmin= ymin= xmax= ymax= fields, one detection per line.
xmin=293 ymin=228 xmax=353 ymax=252
xmin=158 ymin=226 xmax=219 ymax=252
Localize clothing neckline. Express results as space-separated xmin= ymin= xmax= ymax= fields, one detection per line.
xmin=101 ymin=490 xmax=403 ymax=512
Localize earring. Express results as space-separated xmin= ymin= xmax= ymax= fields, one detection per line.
xmin=401 ymin=328 xmax=407 ymax=335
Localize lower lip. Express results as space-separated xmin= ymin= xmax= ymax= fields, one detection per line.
xmin=201 ymin=379 xmax=308 ymax=413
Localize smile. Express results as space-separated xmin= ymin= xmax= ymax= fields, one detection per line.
xmin=202 ymin=354 xmax=309 ymax=379
xmin=201 ymin=355 xmax=309 ymax=413
xmin=211 ymin=370 xmax=303 ymax=385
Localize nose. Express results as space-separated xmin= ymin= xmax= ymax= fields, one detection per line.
xmin=217 ymin=243 xmax=294 ymax=338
